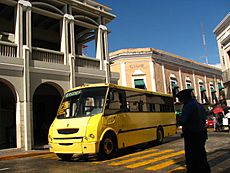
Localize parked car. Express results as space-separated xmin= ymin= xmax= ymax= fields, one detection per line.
xmin=206 ymin=116 xmax=214 ymax=128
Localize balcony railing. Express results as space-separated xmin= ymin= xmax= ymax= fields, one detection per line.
xmin=223 ymin=69 xmax=230 ymax=84
xmin=32 ymin=47 xmax=64 ymax=64
xmin=0 ymin=41 xmax=17 ymax=58
xmin=75 ymin=55 xmax=100 ymax=69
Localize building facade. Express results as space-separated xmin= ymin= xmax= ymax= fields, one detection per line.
xmin=110 ymin=48 xmax=223 ymax=107
xmin=213 ymin=12 xmax=230 ymax=106
xmin=0 ymin=0 xmax=118 ymax=150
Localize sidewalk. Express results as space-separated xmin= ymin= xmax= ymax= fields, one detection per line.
xmin=0 ymin=148 xmax=50 ymax=161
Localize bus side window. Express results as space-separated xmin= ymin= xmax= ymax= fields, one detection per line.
xmin=150 ymin=103 xmax=156 ymax=112
xmin=130 ymin=101 xmax=139 ymax=112
xmin=110 ymin=92 xmax=121 ymax=109
xmin=104 ymin=90 xmax=121 ymax=115
xmin=138 ymin=100 xmax=144 ymax=112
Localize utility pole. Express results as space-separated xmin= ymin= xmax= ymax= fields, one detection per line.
xmin=201 ymin=23 xmax=209 ymax=64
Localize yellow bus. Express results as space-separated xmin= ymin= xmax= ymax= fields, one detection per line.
xmin=48 ymin=83 xmax=176 ymax=160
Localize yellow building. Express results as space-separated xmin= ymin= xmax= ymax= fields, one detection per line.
xmin=110 ymin=48 xmax=223 ymax=105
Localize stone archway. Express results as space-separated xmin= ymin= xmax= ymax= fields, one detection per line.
xmin=32 ymin=83 xmax=62 ymax=148
xmin=0 ymin=81 xmax=16 ymax=149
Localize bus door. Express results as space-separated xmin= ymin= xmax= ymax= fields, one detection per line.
xmin=104 ymin=89 xmax=128 ymax=136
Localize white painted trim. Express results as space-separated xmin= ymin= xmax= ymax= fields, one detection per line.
xmin=170 ymin=73 xmax=176 ymax=78
xmin=198 ymin=79 xmax=203 ymax=84
xmin=185 ymin=79 xmax=192 ymax=89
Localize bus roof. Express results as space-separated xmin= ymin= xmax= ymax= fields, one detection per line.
xmin=66 ymin=83 xmax=173 ymax=98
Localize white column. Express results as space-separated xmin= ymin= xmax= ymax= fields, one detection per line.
xmin=61 ymin=14 xmax=69 ymax=65
xmin=103 ymin=27 xmax=110 ymax=83
xmin=96 ymin=25 xmax=104 ymax=70
xmin=15 ymin=1 xmax=23 ymax=58
xmin=162 ymin=63 xmax=167 ymax=94
xmin=23 ymin=45 xmax=31 ymax=150
xmin=192 ymin=70 xmax=197 ymax=97
xmin=16 ymin=100 xmax=22 ymax=148
xmin=149 ymin=61 xmax=156 ymax=92
xmin=69 ymin=16 xmax=75 ymax=88
xmin=17 ymin=0 xmax=32 ymax=151
xmin=121 ymin=62 xmax=127 ymax=86
xmin=179 ymin=67 xmax=183 ymax=90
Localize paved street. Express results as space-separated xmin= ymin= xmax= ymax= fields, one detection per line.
xmin=0 ymin=130 xmax=229 ymax=173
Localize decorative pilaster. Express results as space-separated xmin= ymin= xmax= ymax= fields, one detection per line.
xmin=192 ymin=70 xmax=197 ymax=97
xmin=178 ymin=68 xmax=183 ymax=90
xmin=149 ymin=61 xmax=156 ymax=92
xmin=204 ymin=74 xmax=209 ymax=99
xmin=121 ymin=62 xmax=127 ymax=86
xmin=161 ymin=63 xmax=167 ymax=94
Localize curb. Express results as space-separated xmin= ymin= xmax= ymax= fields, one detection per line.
xmin=0 ymin=151 xmax=51 ymax=161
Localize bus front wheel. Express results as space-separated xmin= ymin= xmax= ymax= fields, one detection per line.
xmin=156 ymin=128 xmax=164 ymax=145
xmin=56 ymin=153 xmax=73 ymax=161
xmin=98 ymin=134 xmax=117 ymax=160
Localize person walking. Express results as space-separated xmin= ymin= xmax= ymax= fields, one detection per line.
xmin=176 ymin=89 xmax=211 ymax=173
xmin=225 ymin=110 xmax=230 ymax=130
xmin=213 ymin=115 xmax=219 ymax=132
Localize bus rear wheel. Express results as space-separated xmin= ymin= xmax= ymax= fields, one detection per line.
xmin=156 ymin=128 xmax=164 ymax=145
xmin=98 ymin=134 xmax=117 ymax=160
xmin=56 ymin=153 xmax=73 ymax=161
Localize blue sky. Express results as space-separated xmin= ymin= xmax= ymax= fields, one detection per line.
xmin=96 ymin=0 xmax=230 ymax=65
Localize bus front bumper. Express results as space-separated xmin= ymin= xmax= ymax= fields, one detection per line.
xmin=49 ymin=141 xmax=98 ymax=154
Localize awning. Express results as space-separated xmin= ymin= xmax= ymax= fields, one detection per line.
xmin=172 ymin=84 xmax=179 ymax=89
xmin=213 ymin=106 xmax=223 ymax=114
xmin=211 ymin=89 xmax=216 ymax=93
xmin=200 ymin=87 xmax=206 ymax=92
xmin=218 ymin=83 xmax=224 ymax=90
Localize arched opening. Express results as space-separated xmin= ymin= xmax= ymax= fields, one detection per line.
xmin=0 ymin=81 xmax=16 ymax=149
xmin=33 ymin=83 xmax=62 ymax=148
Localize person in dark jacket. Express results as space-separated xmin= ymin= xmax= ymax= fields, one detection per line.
xmin=176 ymin=89 xmax=210 ymax=173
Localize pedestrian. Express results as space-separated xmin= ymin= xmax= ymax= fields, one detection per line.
xmin=176 ymin=89 xmax=211 ymax=173
xmin=225 ymin=110 xmax=230 ymax=130
xmin=213 ymin=115 xmax=219 ymax=132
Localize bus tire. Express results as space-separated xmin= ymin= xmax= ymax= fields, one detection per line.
xmin=156 ymin=127 xmax=164 ymax=145
xmin=98 ymin=134 xmax=117 ymax=160
xmin=56 ymin=153 xmax=73 ymax=161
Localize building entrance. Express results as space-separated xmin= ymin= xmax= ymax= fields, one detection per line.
xmin=33 ymin=83 xmax=62 ymax=148
xmin=0 ymin=81 xmax=16 ymax=149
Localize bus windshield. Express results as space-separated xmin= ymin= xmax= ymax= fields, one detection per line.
xmin=57 ymin=87 xmax=107 ymax=119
